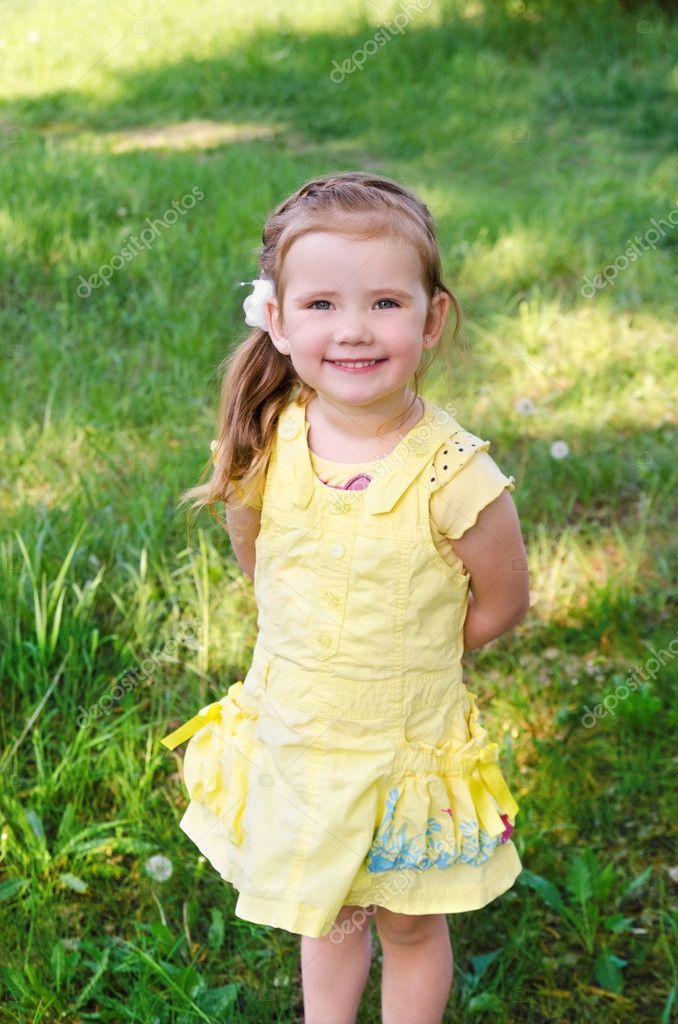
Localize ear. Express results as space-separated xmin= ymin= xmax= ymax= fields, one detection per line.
xmin=264 ymin=298 xmax=289 ymax=353
xmin=423 ymin=289 xmax=451 ymax=346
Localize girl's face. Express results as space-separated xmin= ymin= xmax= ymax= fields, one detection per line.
xmin=265 ymin=231 xmax=449 ymax=410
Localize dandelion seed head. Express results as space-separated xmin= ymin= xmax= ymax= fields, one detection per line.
xmin=145 ymin=854 xmax=173 ymax=882
xmin=550 ymin=440 xmax=570 ymax=459
xmin=515 ymin=396 xmax=535 ymax=415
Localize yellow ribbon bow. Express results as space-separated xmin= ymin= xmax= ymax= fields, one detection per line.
xmin=160 ymin=702 xmax=223 ymax=750
xmin=467 ymin=742 xmax=520 ymax=836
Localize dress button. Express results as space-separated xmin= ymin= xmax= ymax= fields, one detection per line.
xmin=329 ymin=496 xmax=352 ymax=514
xmin=319 ymin=634 xmax=332 ymax=647
xmin=409 ymin=437 xmax=429 ymax=457
xmin=323 ymin=591 xmax=340 ymax=606
xmin=330 ymin=542 xmax=344 ymax=557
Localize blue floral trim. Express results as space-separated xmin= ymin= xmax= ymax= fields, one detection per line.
xmin=366 ymin=786 xmax=511 ymax=872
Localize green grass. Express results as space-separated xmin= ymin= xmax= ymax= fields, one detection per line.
xmin=1 ymin=0 xmax=676 ymax=1020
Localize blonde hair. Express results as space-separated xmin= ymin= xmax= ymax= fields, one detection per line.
xmin=179 ymin=170 xmax=463 ymax=523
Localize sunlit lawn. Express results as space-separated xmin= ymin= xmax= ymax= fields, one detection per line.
xmin=0 ymin=0 xmax=676 ymax=1021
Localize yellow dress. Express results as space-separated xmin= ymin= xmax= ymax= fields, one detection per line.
xmin=161 ymin=393 xmax=523 ymax=938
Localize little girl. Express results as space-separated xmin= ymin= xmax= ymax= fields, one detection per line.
xmin=161 ymin=171 xmax=530 ymax=1024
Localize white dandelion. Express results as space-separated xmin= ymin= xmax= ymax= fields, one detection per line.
xmin=145 ymin=854 xmax=173 ymax=882
xmin=550 ymin=440 xmax=570 ymax=459
xmin=515 ymin=396 xmax=535 ymax=415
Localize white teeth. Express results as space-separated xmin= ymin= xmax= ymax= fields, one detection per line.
xmin=332 ymin=359 xmax=381 ymax=368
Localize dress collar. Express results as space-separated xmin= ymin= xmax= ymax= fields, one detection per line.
xmin=276 ymin=396 xmax=461 ymax=515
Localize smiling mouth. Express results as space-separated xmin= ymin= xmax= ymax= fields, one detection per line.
xmin=325 ymin=358 xmax=387 ymax=367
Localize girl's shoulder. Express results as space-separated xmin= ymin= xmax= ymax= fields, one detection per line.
xmin=428 ymin=422 xmax=517 ymax=540
xmin=428 ymin=421 xmax=493 ymax=492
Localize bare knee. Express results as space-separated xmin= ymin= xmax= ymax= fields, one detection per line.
xmin=375 ymin=907 xmax=446 ymax=946
xmin=330 ymin=903 xmax=375 ymax=938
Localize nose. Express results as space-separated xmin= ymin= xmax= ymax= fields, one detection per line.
xmin=332 ymin=314 xmax=373 ymax=346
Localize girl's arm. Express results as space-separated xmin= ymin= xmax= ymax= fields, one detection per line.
xmin=224 ymin=503 xmax=261 ymax=581
xmin=451 ymin=490 xmax=530 ymax=653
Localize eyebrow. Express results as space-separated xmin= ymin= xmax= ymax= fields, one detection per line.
xmin=294 ymin=288 xmax=414 ymax=302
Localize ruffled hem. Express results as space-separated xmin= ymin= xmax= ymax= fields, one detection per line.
xmin=438 ymin=472 xmax=516 ymax=543
xmin=161 ymin=683 xmax=520 ymax=902
xmin=366 ymin=690 xmax=519 ymax=872
xmin=365 ymin=775 xmax=517 ymax=873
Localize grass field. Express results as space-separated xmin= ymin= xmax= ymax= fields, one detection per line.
xmin=0 ymin=0 xmax=676 ymax=1021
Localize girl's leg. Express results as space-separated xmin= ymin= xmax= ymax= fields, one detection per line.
xmin=374 ymin=908 xmax=453 ymax=1024
xmin=300 ymin=903 xmax=375 ymax=1024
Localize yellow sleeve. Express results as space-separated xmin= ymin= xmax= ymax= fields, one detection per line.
xmin=429 ymin=431 xmax=516 ymax=541
xmin=231 ymin=476 xmax=265 ymax=510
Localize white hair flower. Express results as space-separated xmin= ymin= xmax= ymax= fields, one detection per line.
xmin=242 ymin=277 xmax=275 ymax=332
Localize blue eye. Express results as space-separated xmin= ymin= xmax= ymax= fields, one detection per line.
xmin=308 ymin=298 xmax=400 ymax=310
